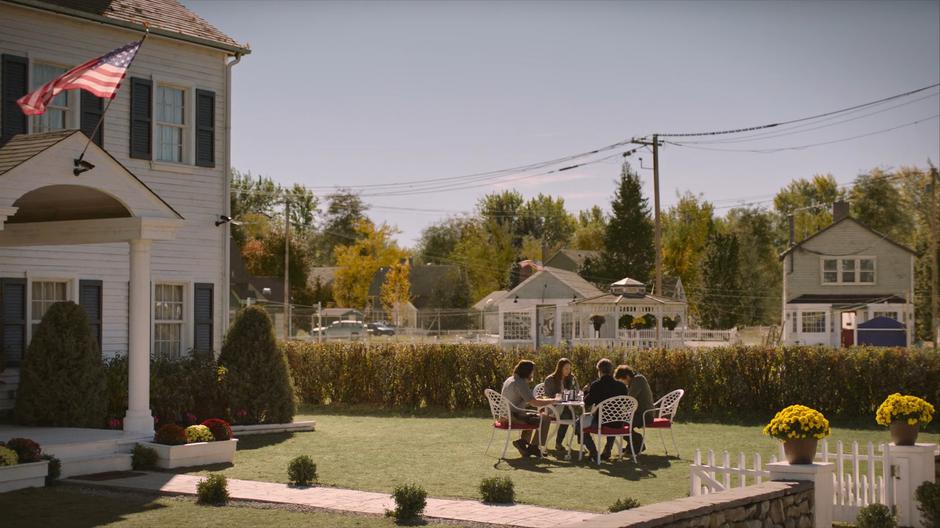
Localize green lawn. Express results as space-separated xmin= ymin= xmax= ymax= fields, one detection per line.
xmin=0 ymin=487 xmax=473 ymax=528
xmin=181 ymin=405 xmax=923 ymax=513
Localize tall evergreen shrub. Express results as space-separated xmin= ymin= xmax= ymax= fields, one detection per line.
xmin=218 ymin=306 xmax=295 ymax=424
xmin=15 ymin=302 xmax=107 ymax=427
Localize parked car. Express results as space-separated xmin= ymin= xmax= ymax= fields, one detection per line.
xmin=366 ymin=322 xmax=396 ymax=336
xmin=324 ymin=320 xmax=367 ymax=340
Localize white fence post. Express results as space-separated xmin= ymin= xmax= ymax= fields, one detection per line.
xmin=767 ymin=461 xmax=835 ymax=528
xmin=887 ymin=443 xmax=937 ymax=527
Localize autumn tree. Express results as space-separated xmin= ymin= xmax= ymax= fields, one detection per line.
xmin=315 ymin=189 xmax=370 ymax=265
xmin=380 ymin=260 xmax=412 ymax=326
xmin=333 ymin=220 xmax=407 ymax=309
xmin=451 ymin=219 xmax=515 ymax=301
xmin=662 ymin=192 xmax=714 ymax=308
xmin=572 ymin=206 xmax=607 ymax=251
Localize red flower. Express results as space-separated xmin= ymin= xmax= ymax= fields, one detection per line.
xmin=200 ymin=418 xmax=233 ymax=441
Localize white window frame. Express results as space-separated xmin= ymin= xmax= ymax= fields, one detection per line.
xmin=820 ymin=256 xmax=876 ymax=285
xmin=153 ymin=83 xmax=188 ymax=164
xmin=26 ymin=277 xmax=73 ymax=343
xmin=152 ymin=282 xmax=189 ymax=359
xmin=872 ymin=311 xmax=898 ymax=321
xmin=800 ymin=311 xmax=827 ymax=334
xmin=27 ymin=60 xmax=77 ymax=133
xmin=501 ymin=311 xmax=532 ymax=341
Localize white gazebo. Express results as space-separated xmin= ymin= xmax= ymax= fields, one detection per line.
xmin=0 ymin=131 xmax=183 ymax=436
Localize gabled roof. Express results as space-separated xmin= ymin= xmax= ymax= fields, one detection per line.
xmin=472 ymin=290 xmax=508 ymax=311
xmin=508 ymin=266 xmax=604 ymax=300
xmin=0 ymin=129 xmax=74 ymax=175
xmin=321 ymin=307 xmax=362 ymax=318
xmin=779 ymin=216 xmax=917 ymax=260
xmin=786 ymin=294 xmax=907 ymax=305
xmin=545 ymin=249 xmax=600 ymax=270
xmin=7 ymin=0 xmax=249 ymax=54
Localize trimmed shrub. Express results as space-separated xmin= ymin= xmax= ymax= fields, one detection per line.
xmin=201 ymin=418 xmax=233 ymax=441
xmin=153 ymin=424 xmax=188 ymax=446
xmin=479 ymin=476 xmax=514 ymax=503
xmin=132 ymin=444 xmax=158 ymax=470
xmin=916 ymin=481 xmax=940 ymax=528
xmin=387 ymin=483 xmax=427 ymax=522
xmin=856 ymin=503 xmax=897 ymax=528
xmin=5 ymin=437 xmax=42 ymax=463
xmin=196 ymin=473 xmax=229 ymax=505
xmin=42 ymin=454 xmax=61 ymax=485
xmin=185 ymin=425 xmax=214 ymax=443
xmin=287 ymin=455 xmax=317 ymax=486
xmin=283 ymin=342 xmax=940 ymax=419
xmin=218 ymin=306 xmax=295 ymax=424
xmin=0 ymin=446 xmax=18 ymax=466
xmin=15 ymin=302 xmax=107 ymax=427
xmin=609 ymin=497 xmax=641 ymax=512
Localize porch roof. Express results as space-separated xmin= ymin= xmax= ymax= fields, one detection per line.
xmin=786 ymin=293 xmax=908 ymax=306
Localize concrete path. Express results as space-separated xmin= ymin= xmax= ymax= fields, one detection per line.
xmin=66 ymin=472 xmax=598 ymax=528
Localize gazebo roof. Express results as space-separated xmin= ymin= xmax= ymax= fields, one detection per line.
xmin=571 ymin=292 xmax=686 ymax=306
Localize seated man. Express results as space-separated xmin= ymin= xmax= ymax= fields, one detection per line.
xmin=614 ymin=364 xmax=651 ymax=454
xmin=578 ymin=358 xmax=629 ymax=461
xmin=501 ymin=360 xmax=555 ymax=457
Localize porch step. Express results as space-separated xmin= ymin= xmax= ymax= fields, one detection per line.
xmin=60 ymin=453 xmax=133 ymax=479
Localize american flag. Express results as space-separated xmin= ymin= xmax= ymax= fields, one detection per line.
xmin=17 ymin=40 xmax=142 ymax=116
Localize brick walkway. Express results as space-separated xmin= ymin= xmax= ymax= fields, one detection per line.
xmin=66 ymin=472 xmax=597 ymax=528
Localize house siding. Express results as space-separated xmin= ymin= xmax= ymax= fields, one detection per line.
xmin=0 ymin=4 xmax=229 ymax=357
xmin=784 ymin=220 xmax=914 ymax=302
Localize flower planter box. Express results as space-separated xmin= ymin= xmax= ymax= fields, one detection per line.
xmin=0 ymin=460 xmax=49 ymax=493
xmin=141 ymin=439 xmax=238 ymax=469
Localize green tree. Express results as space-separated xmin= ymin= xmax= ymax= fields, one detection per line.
xmin=333 ymin=220 xmax=407 ymax=309
xmin=662 ymin=192 xmax=714 ymax=306
xmin=898 ymin=165 xmax=939 ymax=342
xmin=315 ymin=189 xmax=370 ymax=265
xmin=415 ymin=217 xmax=472 ymax=265
xmin=15 ymin=302 xmax=107 ymax=427
xmin=218 ymin=306 xmax=295 ymax=424
xmin=572 ymin=206 xmax=607 ymax=251
xmin=451 ymin=219 xmax=515 ymax=301
xmin=849 ymin=168 xmax=914 ymax=245
xmin=516 ymin=193 xmax=577 ymax=257
xmin=230 ymin=169 xmax=282 ymax=246
xmin=720 ymin=207 xmax=781 ymax=326
xmin=773 ymin=174 xmax=844 ymax=246
xmin=584 ymin=162 xmax=655 ymax=284
xmin=478 ymin=190 xmax=524 ymax=238
xmin=698 ymin=231 xmax=742 ymax=330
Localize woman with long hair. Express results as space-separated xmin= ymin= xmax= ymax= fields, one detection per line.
xmin=543 ymin=357 xmax=579 ymax=452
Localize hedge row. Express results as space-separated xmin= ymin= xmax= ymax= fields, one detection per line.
xmin=284 ymin=342 xmax=940 ymax=420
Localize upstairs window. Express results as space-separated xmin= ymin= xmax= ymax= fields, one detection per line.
xmin=821 ymin=257 xmax=875 ymax=285
xmin=155 ymin=86 xmax=185 ymax=162
xmin=30 ymin=64 xmax=70 ymax=132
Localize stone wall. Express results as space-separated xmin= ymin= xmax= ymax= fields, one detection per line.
xmin=559 ymin=481 xmax=813 ymax=528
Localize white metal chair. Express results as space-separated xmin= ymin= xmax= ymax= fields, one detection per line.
xmin=641 ymin=389 xmax=685 ymax=457
xmin=581 ymin=395 xmax=638 ymax=465
xmin=484 ymin=388 xmax=542 ymax=460
xmin=534 ymin=383 xmax=580 ymax=459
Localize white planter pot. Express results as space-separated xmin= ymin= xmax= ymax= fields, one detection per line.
xmin=141 ymin=439 xmax=238 ymax=469
xmin=0 ymin=460 xmax=49 ymax=493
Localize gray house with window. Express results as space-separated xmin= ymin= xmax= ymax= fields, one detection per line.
xmin=780 ymin=200 xmax=916 ymax=347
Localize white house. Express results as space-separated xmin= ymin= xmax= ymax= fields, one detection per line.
xmin=0 ymin=0 xmax=248 ymax=436
xmin=780 ymin=200 xmax=917 ymax=347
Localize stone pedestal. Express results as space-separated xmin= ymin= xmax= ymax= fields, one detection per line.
xmin=889 ymin=442 xmax=936 ymax=527
xmin=768 ymin=461 xmax=834 ymax=528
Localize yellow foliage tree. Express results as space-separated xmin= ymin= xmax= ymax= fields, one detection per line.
xmin=333 ymin=220 xmax=407 ymax=309
xmin=380 ymin=261 xmax=412 ymax=326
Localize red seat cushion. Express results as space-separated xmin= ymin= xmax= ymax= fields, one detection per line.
xmin=493 ymin=421 xmax=539 ymax=430
xmin=583 ymin=425 xmax=631 ymax=435
xmin=647 ymin=417 xmax=672 ymax=428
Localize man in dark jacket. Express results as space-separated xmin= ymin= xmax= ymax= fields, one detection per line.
xmin=577 ymin=358 xmax=629 ymax=461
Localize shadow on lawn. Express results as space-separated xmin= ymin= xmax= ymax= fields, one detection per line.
xmin=0 ymin=486 xmax=170 ymax=528
xmin=497 ymin=453 xmax=673 ymax=480
xmin=233 ymin=432 xmax=296 ymax=450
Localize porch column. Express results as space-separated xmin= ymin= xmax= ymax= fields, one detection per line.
xmin=124 ymin=238 xmax=153 ymax=436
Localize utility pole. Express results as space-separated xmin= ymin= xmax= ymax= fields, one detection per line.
xmin=283 ymin=197 xmax=290 ymax=340
xmin=651 ymin=134 xmax=662 ymax=297
xmin=930 ymin=167 xmax=939 ymax=349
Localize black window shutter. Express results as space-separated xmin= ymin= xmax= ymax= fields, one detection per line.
xmin=194 ymin=283 xmax=214 ymax=353
xmin=1 ymin=54 xmax=28 ymax=144
xmin=129 ymin=77 xmax=152 ymax=159
xmin=80 ymin=92 xmax=104 ymax=147
xmin=0 ymin=278 xmax=27 ymax=367
xmin=79 ymin=280 xmax=103 ymax=355
xmin=195 ymin=89 xmax=215 ymax=167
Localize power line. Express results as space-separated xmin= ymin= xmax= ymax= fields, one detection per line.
xmin=653 ymin=82 xmax=940 ymax=138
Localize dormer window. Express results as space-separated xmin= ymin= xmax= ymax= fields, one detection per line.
xmin=821 ymin=257 xmax=875 ymax=285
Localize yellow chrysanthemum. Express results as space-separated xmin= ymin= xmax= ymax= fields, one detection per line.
xmin=875 ymin=394 xmax=935 ymax=427
xmin=764 ymin=405 xmax=830 ymax=441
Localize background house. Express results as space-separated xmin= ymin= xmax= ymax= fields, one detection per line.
xmin=544 ymin=249 xmax=600 ymax=273
xmin=473 ymin=290 xmax=508 ymax=335
xmin=367 ymin=263 xmax=463 ymax=329
xmin=780 ymin=200 xmax=916 ymax=347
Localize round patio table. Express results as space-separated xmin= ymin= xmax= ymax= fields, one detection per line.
xmin=544 ymin=399 xmax=585 ymax=460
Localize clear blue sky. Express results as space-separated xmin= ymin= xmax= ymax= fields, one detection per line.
xmin=188 ymin=0 xmax=940 ymax=246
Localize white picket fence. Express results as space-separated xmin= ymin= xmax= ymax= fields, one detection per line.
xmin=690 ymin=440 xmax=893 ymax=523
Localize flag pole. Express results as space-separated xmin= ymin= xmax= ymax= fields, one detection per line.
xmin=74 ymin=24 xmax=150 ymax=176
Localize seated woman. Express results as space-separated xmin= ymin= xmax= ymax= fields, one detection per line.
xmin=542 ymin=358 xmax=579 ymax=452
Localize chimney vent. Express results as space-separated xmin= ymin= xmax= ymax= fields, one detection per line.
xmin=832 ymin=200 xmax=849 ymax=223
